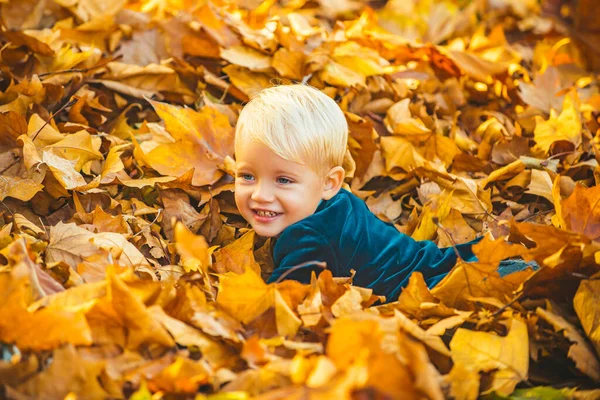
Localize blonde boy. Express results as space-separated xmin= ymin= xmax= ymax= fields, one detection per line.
xmin=233 ymin=84 xmax=526 ymax=300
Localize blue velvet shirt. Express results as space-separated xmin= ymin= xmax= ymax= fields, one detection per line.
xmin=267 ymin=188 xmax=480 ymax=301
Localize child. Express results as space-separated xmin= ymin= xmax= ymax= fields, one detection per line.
xmin=233 ymin=84 xmax=529 ymax=301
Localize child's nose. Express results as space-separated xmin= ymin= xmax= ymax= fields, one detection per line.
xmin=251 ymin=182 xmax=275 ymax=202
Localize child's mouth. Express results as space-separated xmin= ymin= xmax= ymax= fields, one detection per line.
xmin=252 ymin=209 xmax=281 ymax=222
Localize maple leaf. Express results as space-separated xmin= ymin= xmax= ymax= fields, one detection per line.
xmin=144 ymin=99 xmax=235 ymax=186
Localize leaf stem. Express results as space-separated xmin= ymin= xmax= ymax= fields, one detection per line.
xmin=274 ymin=261 xmax=327 ymax=284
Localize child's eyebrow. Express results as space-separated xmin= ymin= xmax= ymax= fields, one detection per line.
xmin=275 ymin=170 xmax=299 ymax=178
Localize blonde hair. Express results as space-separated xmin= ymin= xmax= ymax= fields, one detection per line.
xmin=235 ymin=84 xmax=348 ymax=176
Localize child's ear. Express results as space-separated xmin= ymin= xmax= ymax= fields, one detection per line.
xmin=322 ymin=166 xmax=345 ymax=200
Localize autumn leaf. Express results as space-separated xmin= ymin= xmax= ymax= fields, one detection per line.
xmin=144 ymin=99 xmax=235 ymax=186
xmin=15 ymin=345 xmax=109 ymax=400
xmin=449 ymin=317 xmax=529 ymax=397
xmin=559 ymin=184 xmax=600 ymax=240
xmin=574 ymin=273 xmax=600 ymax=359
xmin=213 ymin=230 xmax=261 ymax=275
xmin=533 ymin=92 xmax=582 ymax=154
xmin=537 ymin=307 xmax=600 ymax=381
xmin=174 ymin=221 xmax=213 ymax=273
xmin=1 ymin=0 xmax=600 ymax=397
xmin=0 ymin=261 xmax=93 ymax=350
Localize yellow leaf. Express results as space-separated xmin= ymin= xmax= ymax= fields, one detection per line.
xmin=221 ymin=45 xmax=272 ymax=72
xmin=86 ymin=271 xmax=175 ymax=350
xmin=551 ymin=175 xmax=566 ymax=228
xmin=174 ymin=222 xmax=211 ymax=273
xmin=272 ymin=48 xmax=306 ymax=80
xmin=146 ymin=100 xmax=235 ymax=186
xmin=223 ymin=64 xmax=273 ymax=99
xmin=274 ymin=289 xmax=302 ymax=337
xmin=26 ymin=113 xmax=64 ymax=147
xmin=412 ymin=190 xmax=453 ymax=241
xmin=574 ymin=273 xmax=600 ymax=361
xmin=149 ymin=356 xmax=211 ymax=394
xmin=0 ymin=175 xmax=43 ymax=202
xmin=380 ymin=135 xmax=426 ymax=173
xmin=448 ymin=361 xmax=480 ymax=400
xmin=45 ymin=222 xmax=151 ymax=272
xmin=384 ymin=99 xmax=431 ymax=136
xmin=449 ymin=318 xmax=529 ymax=396
xmin=148 ymin=305 xmax=234 ymax=368
xmin=213 ymin=230 xmax=261 ymax=275
xmin=16 ymin=345 xmax=109 ymax=399
xmin=480 ymin=159 xmax=525 ymax=188
xmin=41 ymin=150 xmax=88 ymax=189
xmin=47 ymin=130 xmax=103 ymax=172
xmin=217 ymin=268 xmax=273 ymax=324
xmin=533 ymin=92 xmax=582 ymax=154
xmin=321 ymin=61 xmax=366 ymax=88
xmin=0 ymin=263 xmax=93 ymax=350
xmin=332 ymin=41 xmax=389 ymax=77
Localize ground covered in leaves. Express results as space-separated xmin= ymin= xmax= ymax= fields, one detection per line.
xmin=1 ymin=0 xmax=600 ymax=399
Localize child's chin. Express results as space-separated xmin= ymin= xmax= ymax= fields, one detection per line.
xmin=252 ymin=225 xmax=284 ymax=238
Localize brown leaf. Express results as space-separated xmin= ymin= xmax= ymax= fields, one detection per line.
xmin=537 ymin=307 xmax=600 ymax=381
xmin=574 ymin=273 xmax=600 ymax=359
xmin=0 ymin=111 xmax=27 ymax=151
xmin=560 ymin=184 xmax=600 ymax=240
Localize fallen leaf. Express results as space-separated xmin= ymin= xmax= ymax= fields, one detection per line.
xmin=449 ymin=317 xmax=529 ymax=396
xmin=533 ymin=92 xmax=582 ymax=154
xmin=537 ymin=307 xmax=600 ymax=381
xmin=574 ymin=273 xmax=600 ymax=359
xmin=560 ymin=184 xmax=600 ymax=240
xmin=146 ymin=100 xmax=235 ymax=186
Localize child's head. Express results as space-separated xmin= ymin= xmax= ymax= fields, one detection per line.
xmin=234 ymin=84 xmax=348 ymax=237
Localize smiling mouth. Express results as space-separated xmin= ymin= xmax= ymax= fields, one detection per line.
xmin=253 ymin=209 xmax=281 ymax=218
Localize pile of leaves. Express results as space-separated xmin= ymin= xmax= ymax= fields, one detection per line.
xmin=1 ymin=0 xmax=600 ymax=398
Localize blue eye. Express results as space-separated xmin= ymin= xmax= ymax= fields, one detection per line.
xmin=239 ymin=174 xmax=254 ymax=181
xmin=277 ymin=177 xmax=293 ymax=184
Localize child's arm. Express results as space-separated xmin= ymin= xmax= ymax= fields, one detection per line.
xmin=267 ymin=225 xmax=337 ymax=284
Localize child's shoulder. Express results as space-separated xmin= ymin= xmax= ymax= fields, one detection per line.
xmin=303 ymin=188 xmax=360 ymax=227
xmin=277 ymin=188 xmax=367 ymax=242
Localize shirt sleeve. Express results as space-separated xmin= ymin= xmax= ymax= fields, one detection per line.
xmin=268 ymin=225 xmax=338 ymax=284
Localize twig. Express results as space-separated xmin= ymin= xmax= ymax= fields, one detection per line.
xmin=37 ymin=55 xmax=123 ymax=78
xmin=0 ymin=153 xmax=20 ymax=175
xmin=30 ymin=98 xmax=78 ymax=142
xmin=569 ymin=272 xmax=600 ymax=280
xmin=433 ymin=216 xmax=464 ymax=262
xmin=131 ymin=209 xmax=163 ymax=238
xmin=275 ymin=261 xmax=327 ymax=283
xmin=492 ymin=292 xmax=523 ymax=317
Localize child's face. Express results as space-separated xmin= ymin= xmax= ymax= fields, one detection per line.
xmin=234 ymin=138 xmax=329 ymax=237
